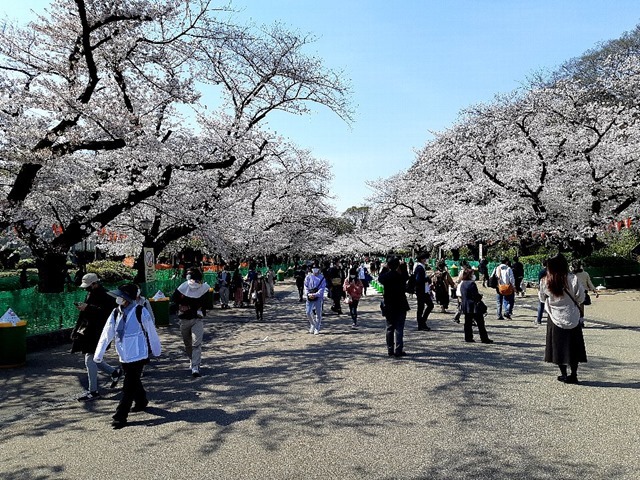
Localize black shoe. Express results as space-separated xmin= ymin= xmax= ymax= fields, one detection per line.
xmin=388 ymin=351 xmax=395 ymax=357
xmin=564 ymin=375 xmax=579 ymax=384
xmin=417 ymin=325 xmax=431 ymax=331
xmin=481 ymin=339 xmax=494 ymax=344
xmin=131 ymin=401 xmax=149 ymax=412
xmin=465 ymin=339 xmax=476 ymax=343
xmin=497 ymin=316 xmax=504 ymax=320
xmin=393 ymin=351 xmax=407 ymax=358
xmin=557 ymin=375 xmax=567 ymax=382
xmin=111 ymin=419 xmax=127 ymax=429
xmin=110 ymin=368 xmax=123 ymax=389
xmin=504 ymin=314 xmax=512 ymax=320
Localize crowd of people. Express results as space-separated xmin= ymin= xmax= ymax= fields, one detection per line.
xmin=71 ymin=253 xmax=598 ymax=429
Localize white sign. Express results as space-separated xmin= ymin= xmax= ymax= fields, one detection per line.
xmin=144 ymin=247 xmax=156 ymax=282
xmin=0 ymin=308 xmax=20 ymax=326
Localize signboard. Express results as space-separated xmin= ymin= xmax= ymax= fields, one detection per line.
xmin=144 ymin=247 xmax=156 ymax=282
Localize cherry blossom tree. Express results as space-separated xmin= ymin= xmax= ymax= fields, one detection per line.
xmin=0 ymin=0 xmax=352 ymax=291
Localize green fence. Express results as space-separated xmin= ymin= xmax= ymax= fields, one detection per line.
xmin=1 ymin=265 xmax=292 ymax=337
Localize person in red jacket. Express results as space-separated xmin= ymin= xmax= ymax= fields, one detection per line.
xmin=343 ymin=268 xmax=364 ymax=328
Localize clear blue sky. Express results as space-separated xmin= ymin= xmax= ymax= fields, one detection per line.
xmin=4 ymin=1 xmax=640 ymax=212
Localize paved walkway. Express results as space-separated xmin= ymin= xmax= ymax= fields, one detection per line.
xmin=1 ymin=281 xmax=639 ymax=479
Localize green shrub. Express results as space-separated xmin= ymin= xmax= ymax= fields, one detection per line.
xmin=86 ymin=260 xmax=134 ymax=284
xmin=580 ymin=255 xmax=639 ymax=268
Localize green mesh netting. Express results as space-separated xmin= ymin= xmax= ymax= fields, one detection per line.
xmin=0 ymin=264 xmax=293 ymax=336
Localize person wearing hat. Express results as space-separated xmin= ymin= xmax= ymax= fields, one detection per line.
xmin=171 ymin=268 xmax=210 ymax=377
xmin=94 ymin=283 xmax=162 ymax=429
xmin=71 ymin=273 xmax=121 ymax=402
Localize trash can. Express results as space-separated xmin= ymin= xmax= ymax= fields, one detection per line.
xmin=277 ymin=269 xmax=285 ymax=281
xmin=449 ymin=264 xmax=459 ymax=279
xmin=149 ymin=298 xmax=170 ymax=326
xmin=0 ymin=320 xmax=27 ymax=368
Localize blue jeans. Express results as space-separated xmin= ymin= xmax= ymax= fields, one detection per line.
xmin=536 ymin=301 xmax=545 ymax=324
xmin=385 ymin=310 xmax=406 ymax=354
xmin=496 ymin=293 xmax=515 ymax=318
xmin=348 ymin=299 xmax=359 ymax=323
xmin=85 ymin=353 xmax=115 ymax=392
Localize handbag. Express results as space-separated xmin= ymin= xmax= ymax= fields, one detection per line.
xmin=475 ymin=300 xmax=488 ymax=316
xmin=498 ymin=284 xmax=514 ymax=296
xmin=583 ymin=291 xmax=592 ymax=305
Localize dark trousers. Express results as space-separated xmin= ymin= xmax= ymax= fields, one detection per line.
xmin=386 ymin=311 xmax=406 ymax=354
xmin=114 ymin=360 xmax=147 ymax=422
xmin=464 ymin=313 xmax=489 ymax=342
xmin=416 ymin=293 xmax=433 ymax=328
xmin=331 ymin=287 xmax=343 ymax=312
xmin=255 ymin=299 xmax=264 ymax=319
xmin=296 ymin=281 xmax=304 ymax=300
xmin=349 ymin=299 xmax=359 ymax=322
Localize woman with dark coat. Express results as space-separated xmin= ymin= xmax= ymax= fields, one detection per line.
xmin=459 ymin=268 xmax=493 ymax=344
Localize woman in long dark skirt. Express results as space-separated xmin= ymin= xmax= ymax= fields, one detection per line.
xmin=538 ymin=254 xmax=586 ymax=384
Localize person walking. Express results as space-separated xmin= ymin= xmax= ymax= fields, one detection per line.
xmin=571 ymin=261 xmax=599 ymax=320
xmin=217 ymin=264 xmax=231 ymax=309
xmin=432 ymin=260 xmax=455 ymax=313
xmin=512 ymin=256 xmax=525 ymax=297
xmin=492 ymin=258 xmax=516 ymax=319
xmin=479 ymin=257 xmax=489 ymax=288
xmin=249 ymin=270 xmax=267 ymax=320
xmin=171 ymin=268 xmax=210 ymax=377
xmin=535 ymin=259 xmax=548 ymax=326
xmin=327 ymin=260 xmax=344 ymax=314
xmin=294 ymin=263 xmax=307 ymax=302
xmin=265 ymin=266 xmax=276 ymax=299
xmin=71 ymin=273 xmax=122 ymax=401
xmin=304 ymin=264 xmax=326 ymax=334
xmin=232 ymin=268 xmax=244 ymax=307
xmin=94 ymin=284 xmax=161 ymax=429
xmin=539 ymin=254 xmax=587 ymax=384
xmin=378 ymin=257 xmax=410 ymax=358
xmin=414 ymin=253 xmax=433 ymax=331
xmin=343 ymin=268 xmax=364 ymax=328
xmin=459 ymin=268 xmax=493 ymax=344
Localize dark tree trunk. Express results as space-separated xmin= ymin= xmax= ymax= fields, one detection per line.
xmin=35 ymin=251 xmax=70 ymax=293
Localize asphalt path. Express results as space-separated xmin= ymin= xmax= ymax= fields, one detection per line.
xmin=1 ymin=281 xmax=639 ymax=480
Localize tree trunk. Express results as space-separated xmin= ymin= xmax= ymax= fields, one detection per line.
xmin=35 ymin=251 xmax=70 ymax=293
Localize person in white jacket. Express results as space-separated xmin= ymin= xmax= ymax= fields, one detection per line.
xmin=304 ymin=264 xmax=326 ymax=334
xmin=94 ymin=283 xmax=162 ymax=429
xmin=538 ymin=254 xmax=586 ymax=384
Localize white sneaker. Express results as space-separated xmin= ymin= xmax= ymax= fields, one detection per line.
xmin=191 ymin=367 xmax=201 ymax=378
xmin=309 ymin=326 xmax=315 ymax=334
xmin=313 ymin=329 xmax=320 ymax=335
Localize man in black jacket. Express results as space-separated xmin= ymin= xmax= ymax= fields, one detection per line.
xmin=71 ymin=273 xmax=121 ymax=401
xmin=414 ymin=253 xmax=433 ymax=331
xmin=378 ymin=257 xmax=410 ymax=358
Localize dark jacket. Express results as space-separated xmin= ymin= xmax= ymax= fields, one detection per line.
xmin=378 ymin=269 xmax=410 ymax=314
xmin=459 ymin=280 xmax=482 ymax=314
xmin=414 ymin=263 xmax=428 ymax=297
xmin=512 ymin=261 xmax=524 ymax=278
xmin=70 ymin=284 xmax=116 ymax=354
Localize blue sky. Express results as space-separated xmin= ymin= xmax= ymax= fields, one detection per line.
xmin=4 ymin=1 xmax=640 ymax=212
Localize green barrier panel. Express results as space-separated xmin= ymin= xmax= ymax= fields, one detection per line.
xmin=0 ymin=321 xmax=27 ymax=368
